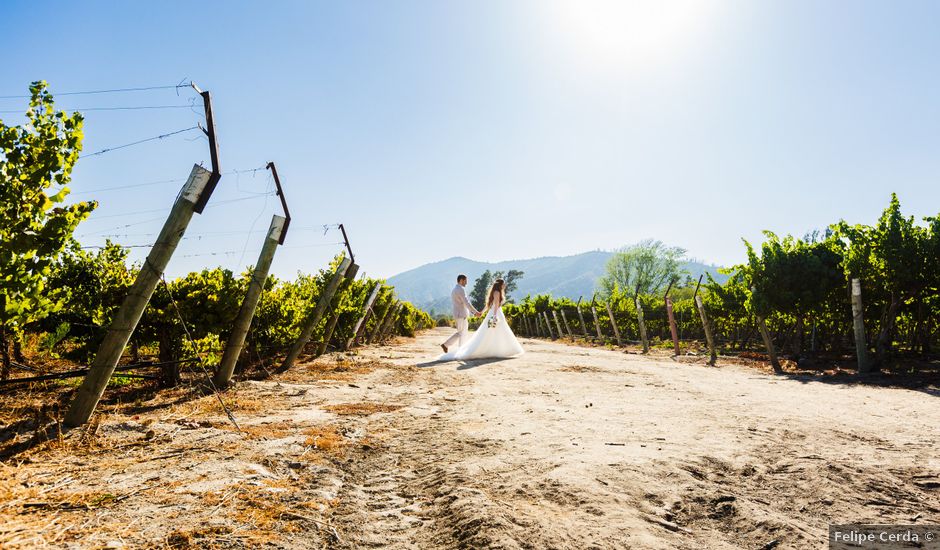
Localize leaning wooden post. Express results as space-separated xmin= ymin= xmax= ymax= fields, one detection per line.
xmin=345 ymin=283 xmax=381 ymax=350
xmin=542 ymin=312 xmax=555 ymax=339
xmin=317 ymin=264 xmax=361 ymax=356
xmin=576 ymin=297 xmax=589 ymax=337
xmin=694 ymin=295 xmax=717 ymax=366
xmin=590 ymin=304 xmax=603 ymax=340
xmin=374 ymin=301 xmax=400 ymax=344
xmin=521 ymin=315 xmax=531 ymax=336
xmin=65 ymin=165 xmax=212 ymax=427
xmin=604 ymin=302 xmax=622 ymax=346
xmin=755 ymin=314 xmax=782 ymax=373
xmin=851 ymin=278 xmax=871 ymax=374
xmin=552 ymin=311 xmax=564 ymax=338
xmin=665 ymin=296 xmax=680 ymax=356
xmin=366 ymin=299 xmax=394 ymax=345
xmin=214 ymin=215 xmax=286 ymax=387
xmin=281 ymin=257 xmax=353 ymax=370
xmin=560 ymin=310 xmax=573 ymax=337
xmin=751 ymin=286 xmax=782 ymax=373
xmin=379 ymin=302 xmax=403 ymax=343
xmin=635 ymin=297 xmax=650 ymax=353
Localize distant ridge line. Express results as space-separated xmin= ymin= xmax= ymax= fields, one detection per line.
xmin=387 ymin=250 xmax=727 ymax=314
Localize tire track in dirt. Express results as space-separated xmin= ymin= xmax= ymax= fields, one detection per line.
xmin=325 ymin=406 xmax=530 ymax=549
xmin=323 ymin=393 xmax=620 ymax=550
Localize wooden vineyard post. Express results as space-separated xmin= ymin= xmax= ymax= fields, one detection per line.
xmin=281 ymin=257 xmax=353 ymax=370
xmin=576 ymin=297 xmax=589 ymax=337
xmin=379 ymin=302 xmax=403 ymax=343
xmin=521 ymin=315 xmax=531 ymax=337
xmin=214 ymin=215 xmax=286 ymax=387
xmin=665 ymin=296 xmax=680 ymax=356
xmin=604 ymin=302 xmax=622 ymax=346
xmin=534 ymin=315 xmax=544 ymax=337
xmin=755 ymin=314 xmax=782 ymax=373
xmin=663 ymin=281 xmax=680 ymax=356
xmin=694 ymin=295 xmax=717 ymax=366
xmin=374 ymin=301 xmax=400 ymax=344
xmin=590 ymin=304 xmax=603 ymax=340
xmin=543 ymin=312 xmax=555 ymax=339
xmin=560 ymin=310 xmax=573 ymax=337
xmin=375 ymin=303 xmax=394 ymax=343
xmin=751 ymin=286 xmax=782 ymax=373
xmin=552 ymin=311 xmax=564 ymax=338
xmin=66 ymin=165 xmax=213 ymax=427
xmin=367 ymin=301 xmax=394 ymax=345
xmin=851 ymin=278 xmax=871 ymax=374
xmin=345 ymin=283 xmax=381 ymax=350
xmin=317 ymin=264 xmax=361 ymax=356
xmin=635 ymin=296 xmax=650 ymax=353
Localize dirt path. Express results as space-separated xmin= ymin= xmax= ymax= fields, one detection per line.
xmin=2 ymin=328 xmax=938 ymax=549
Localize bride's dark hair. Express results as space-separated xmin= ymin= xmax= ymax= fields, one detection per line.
xmin=486 ymin=278 xmax=506 ymax=309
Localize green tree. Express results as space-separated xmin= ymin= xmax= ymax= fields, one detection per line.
xmin=469 ymin=269 xmax=525 ymax=309
xmin=469 ymin=269 xmax=492 ymax=311
xmin=0 ymin=81 xmax=95 ymax=377
xmin=598 ymin=239 xmax=687 ymax=298
xmin=501 ymin=269 xmax=524 ymax=303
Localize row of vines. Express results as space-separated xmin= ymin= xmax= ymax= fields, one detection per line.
xmin=0 ymin=82 xmax=432 ymax=387
xmin=505 ymin=194 xmax=939 ymax=371
xmin=7 ymin=241 xmax=431 ymax=382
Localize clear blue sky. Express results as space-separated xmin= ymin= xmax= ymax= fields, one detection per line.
xmin=2 ymin=1 xmax=938 ymax=280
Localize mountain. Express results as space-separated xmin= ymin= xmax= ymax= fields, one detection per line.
xmin=387 ymin=251 xmax=728 ymax=314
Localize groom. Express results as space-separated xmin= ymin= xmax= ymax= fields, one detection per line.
xmin=441 ymin=274 xmax=480 ymax=353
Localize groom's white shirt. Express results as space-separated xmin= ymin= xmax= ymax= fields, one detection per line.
xmin=451 ymin=284 xmax=475 ymax=319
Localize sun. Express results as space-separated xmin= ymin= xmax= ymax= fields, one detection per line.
xmin=544 ymin=0 xmax=717 ymax=70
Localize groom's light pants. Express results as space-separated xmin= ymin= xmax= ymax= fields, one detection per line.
xmin=443 ymin=317 xmax=469 ymax=349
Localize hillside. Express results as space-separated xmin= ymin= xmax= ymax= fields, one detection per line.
xmin=387 ymin=251 xmax=727 ymax=315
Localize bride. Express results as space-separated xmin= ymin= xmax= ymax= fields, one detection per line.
xmin=439 ymin=278 xmax=524 ymax=361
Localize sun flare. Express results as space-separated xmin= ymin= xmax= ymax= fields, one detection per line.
xmin=546 ymin=0 xmax=717 ymax=69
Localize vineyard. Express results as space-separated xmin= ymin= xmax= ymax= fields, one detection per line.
xmin=0 ymin=81 xmax=431 ymax=441
xmin=503 ymin=194 xmax=940 ymax=378
xmin=2 ymin=80 xmax=939 ymax=549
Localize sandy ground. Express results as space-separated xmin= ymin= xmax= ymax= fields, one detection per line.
xmin=2 ymin=328 xmax=939 ymax=549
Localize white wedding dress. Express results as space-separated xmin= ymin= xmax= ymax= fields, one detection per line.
xmin=439 ymin=302 xmax=524 ymax=361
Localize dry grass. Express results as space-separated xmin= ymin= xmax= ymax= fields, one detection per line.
xmin=165 ymin=525 xmax=235 ymax=549
xmin=303 ymin=425 xmax=347 ymax=454
xmin=238 ymin=420 xmax=297 ymax=440
xmin=0 ymin=352 xmax=414 ymax=548
xmin=194 ymin=475 xmax=330 ymax=543
xmin=323 ymin=402 xmax=403 ymax=416
xmin=275 ymin=356 xmax=381 ymax=383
